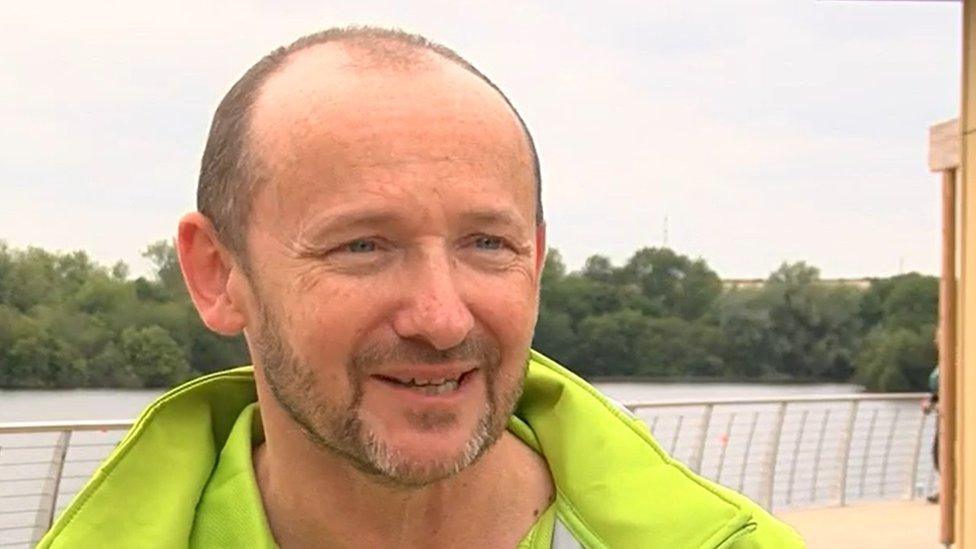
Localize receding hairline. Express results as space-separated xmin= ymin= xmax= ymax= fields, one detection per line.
xmin=249 ymin=38 xmax=535 ymax=169
xmin=197 ymin=26 xmax=543 ymax=263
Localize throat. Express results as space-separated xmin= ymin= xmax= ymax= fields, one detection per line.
xmin=253 ymin=409 xmax=553 ymax=548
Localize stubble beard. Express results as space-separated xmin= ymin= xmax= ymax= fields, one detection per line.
xmin=252 ymin=302 xmax=526 ymax=488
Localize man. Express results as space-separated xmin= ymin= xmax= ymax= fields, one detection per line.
xmin=922 ymin=364 xmax=940 ymax=503
xmin=41 ymin=27 xmax=803 ymax=548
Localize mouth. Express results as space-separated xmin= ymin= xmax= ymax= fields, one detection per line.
xmin=372 ymin=369 xmax=477 ymax=397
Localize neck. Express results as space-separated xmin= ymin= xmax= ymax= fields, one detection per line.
xmin=252 ymin=394 xmax=554 ymax=549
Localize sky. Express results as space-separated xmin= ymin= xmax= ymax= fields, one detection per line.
xmin=0 ymin=0 xmax=962 ymax=279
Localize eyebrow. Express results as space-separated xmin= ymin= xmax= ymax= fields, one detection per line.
xmin=455 ymin=208 xmax=529 ymax=230
xmin=297 ymin=206 xmax=530 ymax=244
xmin=297 ymin=209 xmax=401 ymax=244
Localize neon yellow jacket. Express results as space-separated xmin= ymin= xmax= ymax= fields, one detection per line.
xmin=40 ymin=351 xmax=804 ymax=548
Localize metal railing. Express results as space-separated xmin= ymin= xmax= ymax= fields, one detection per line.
xmin=0 ymin=394 xmax=936 ymax=547
xmin=0 ymin=421 xmax=131 ymax=547
xmin=624 ymin=393 xmax=937 ymax=512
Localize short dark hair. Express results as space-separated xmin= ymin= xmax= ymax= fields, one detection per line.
xmin=197 ymin=26 xmax=543 ymax=259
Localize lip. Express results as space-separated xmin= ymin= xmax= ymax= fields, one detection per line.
xmin=372 ymin=364 xmax=478 ymax=385
xmin=369 ymin=368 xmax=481 ymax=402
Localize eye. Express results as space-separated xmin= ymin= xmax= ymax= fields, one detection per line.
xmin=344 ymin=239 xmax=377 ymax=253
xmin=474 ymin=235 xmax=505 ymax=250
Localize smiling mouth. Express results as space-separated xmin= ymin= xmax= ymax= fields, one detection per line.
xmin=373 ymin=370 xmax=475 ymax=396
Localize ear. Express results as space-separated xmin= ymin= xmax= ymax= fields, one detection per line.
xmin=534 ymin=223 xmax=547 ymax=282
xmin=177 ymin=212 xmax=247 ymax=336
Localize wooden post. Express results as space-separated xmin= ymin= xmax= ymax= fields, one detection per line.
xmin=961 ymin=1 xmax=976 ymax=543
xmin=929 ymin=118 xmax=960 ymax=546
xmin=940 ymin=167 xmax=958 ymax=546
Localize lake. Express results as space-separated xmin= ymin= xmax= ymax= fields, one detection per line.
xmin=0 ymin=380 xmax=863 ymax=422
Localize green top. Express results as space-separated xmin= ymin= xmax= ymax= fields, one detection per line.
xmin=190 ymin=402 xmax=556 ymax=548
xmin=40 ymin=351 xmax=804 ymax=548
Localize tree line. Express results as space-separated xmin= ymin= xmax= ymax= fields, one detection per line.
xmin=534 ymin=248 xmax=937 ymax=391
xmin=0 ymin=241 xmax=248 ymax=389
xmin=0 ymin=241 xmax=937 ymax=391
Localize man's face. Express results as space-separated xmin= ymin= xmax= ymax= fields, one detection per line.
xmin=238 ymin=45 xmax=543 ymax=486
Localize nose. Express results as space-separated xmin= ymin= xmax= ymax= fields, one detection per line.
xmin=392 ymin=249 xmax=475 ymax=351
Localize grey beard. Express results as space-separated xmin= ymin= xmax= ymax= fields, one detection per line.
xmin=252 ymin=301 xmax=524 ymax=487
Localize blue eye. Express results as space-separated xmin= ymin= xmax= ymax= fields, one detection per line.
xmin=475 ymin=236 xmax=504 ymax=250
xmin=346 ymin=239 xmax=377 ymax=253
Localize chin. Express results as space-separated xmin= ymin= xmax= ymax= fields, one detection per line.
xmin=357 ymin=416 xmax=499 ymax=487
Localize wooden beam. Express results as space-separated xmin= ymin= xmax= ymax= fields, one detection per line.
xmin=930 ymin=118 xmax=961 ymax=172
xmin=940 ymin=167 xmax=958 ymax=546
xmin=958 ymin=1 xmax=976 ymax=544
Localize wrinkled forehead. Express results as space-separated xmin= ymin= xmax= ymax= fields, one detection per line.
xmin=245 ymin=42 xmax=535 ymax=219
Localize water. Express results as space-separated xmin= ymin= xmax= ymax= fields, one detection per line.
xmin=0 ymin=389 xmax=163 ymax=423
xmin=593 ymin=381 xmax=861 ymax=404
xmin=0 ymin=381 xmax=861 ymax=422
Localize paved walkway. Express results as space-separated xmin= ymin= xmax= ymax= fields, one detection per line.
xmin=778 ymin=500 xmax=943 ymax=548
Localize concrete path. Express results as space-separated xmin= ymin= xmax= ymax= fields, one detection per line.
xmin=778 ymin=500 xmax=943 ymax=548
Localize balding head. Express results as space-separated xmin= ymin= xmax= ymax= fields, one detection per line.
xmin=197 ymin=26 xmax=542 ymax=261
xmin=180 ymin=27 xmax=548 ymax=490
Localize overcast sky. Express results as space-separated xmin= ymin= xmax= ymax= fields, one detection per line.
xmin=0 ymin=1 xmax=962 ymax=279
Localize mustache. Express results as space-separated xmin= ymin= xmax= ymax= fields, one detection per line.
xmin=351 ymin=334 xmax=501 ymax=372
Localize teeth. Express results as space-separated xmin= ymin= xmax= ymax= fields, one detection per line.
xmin=405 ymin=379 xmax=460 ymax=395
xmin=398 ymin=376 xmax=459 ymax=386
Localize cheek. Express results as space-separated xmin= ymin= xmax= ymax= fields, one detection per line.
xmin=282 ymin=287 xmax=383 ymax=376
xmin=468 ymin=280 xmax=539 ymax=349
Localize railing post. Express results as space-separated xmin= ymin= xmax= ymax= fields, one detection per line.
xmin=31 ymin=430 xmax=71 ymax=545
xmin=761 ymin=401 xmax=788 ymax=512
xmin=859 ymin=408 xmax=880 ymax=498
xmin=738 ymin=411 xmax=760 ymax=493
xmin=786 ymin=409 xmax=809 ymax=506
xmin=669 ymin=415 xmax=684 ymax=456
xmin=908 ymin=410 xmax=930 ymax=500
xmin=690 ymin=404 xmax=714 ymax=474
xmin=879 ymin=408 xmax=901 ymax=497
xmin=715 ymin=413 xmax=736 ymax=484
xmin=810 ymin=409 xmax=831 ymax=504
xmin=837 ymin=400 xmax=860 ymax=506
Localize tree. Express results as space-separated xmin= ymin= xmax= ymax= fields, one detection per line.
xmin=120 ymin=325 xmax=192 ymax=388
xmin=2 ymin=332 xmax=81 ymax=388
xmin=187 ymin=312 xmax=250 ymax=374
xmin=573 ymin=309 xmax=651 ymax=377
xmin=545 ymin=275 xmax=647 ymax=327
xmin=856 ymin=327 xmax=936 ymax=391
xmin=142 ymin=240 xmax=187 ymax=300
xmin=581 ymin=255 xmax=615 ymax=284
xmin=635 ymin=317 xmax=725 ymax=378
xmin=617 ymin=247 xmax=722 ymax=320
xmin=532 ymin=306 xmax=575 ymax=365
xmin=761 ymin=263 xmax=863 ymax=381
xmin=860 ymin=273 xmax=938 ymax=332
xmin=0 ymin=247 xmax=60 ymax=311
xmin=712 ymin=288 xmax=776 ymax=378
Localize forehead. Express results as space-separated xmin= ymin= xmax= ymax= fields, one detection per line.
xmin=246 ymin=42 xmax=535 ymax=217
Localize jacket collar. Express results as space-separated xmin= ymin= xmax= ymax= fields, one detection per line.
xmin=41 ymin=353 xmax=756 ymax=548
